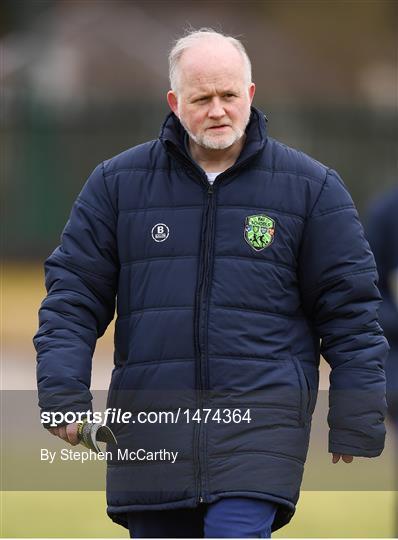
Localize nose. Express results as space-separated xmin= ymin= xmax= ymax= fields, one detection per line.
xmin=208 ymin=97 xmax=225 ymax=119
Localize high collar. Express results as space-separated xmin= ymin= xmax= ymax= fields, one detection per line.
xmin=159 ymin=106 xmax=268 ymax=169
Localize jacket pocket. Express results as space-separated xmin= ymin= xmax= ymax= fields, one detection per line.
xmin=291 ymin=357 xmax=312 ymax=425
xmin=105 ymin=364 xmax=126 ymax=412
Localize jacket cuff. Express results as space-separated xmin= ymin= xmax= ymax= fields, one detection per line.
xmin=329 ymin=432 xmax=385 ymax=458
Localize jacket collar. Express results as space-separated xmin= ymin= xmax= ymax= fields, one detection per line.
xmin=159 ymin=106 xmax=268 ymax=169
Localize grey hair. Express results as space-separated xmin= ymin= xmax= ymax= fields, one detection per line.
xmin=169 ymin=28 xmax=252 ymax=93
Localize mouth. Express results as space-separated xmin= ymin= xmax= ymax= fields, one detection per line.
xmin=207 ymin=125 xmax=231 ymax=131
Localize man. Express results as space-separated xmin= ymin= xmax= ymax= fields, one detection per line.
xmin=366 ymin=186 xmax=398 ymax=429
xmin=366 ymin=186 xmax=398 ymax=536
xmin=34 ymin=29 xmax=388 ymax=538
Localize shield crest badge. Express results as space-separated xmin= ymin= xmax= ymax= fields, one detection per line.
xmin=244 ymin=214 xmax=275 ymax=251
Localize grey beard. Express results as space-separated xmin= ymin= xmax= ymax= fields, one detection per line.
xmin=179 ymin=110 xmax=251 ymax=151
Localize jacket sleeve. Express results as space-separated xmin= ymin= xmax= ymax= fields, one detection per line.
xmin=299 ymin=168 xmax=388 ymax=457
xmin=33 ymin=163 xmax=119 ymax=427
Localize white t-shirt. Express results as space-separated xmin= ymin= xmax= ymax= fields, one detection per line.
xmin=206 ymin=172 xmax=221 ymax=185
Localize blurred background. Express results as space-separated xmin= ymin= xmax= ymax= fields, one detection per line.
xmin=1 ymin=0 xmax=397 ymax=537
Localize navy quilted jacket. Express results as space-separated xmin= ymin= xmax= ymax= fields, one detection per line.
xmin=34 ymin=107 xmax=388 ymax=532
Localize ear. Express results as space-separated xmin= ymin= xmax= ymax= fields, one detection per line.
xmin=248 ymin=83 xmax=256 ymax=104
xmin=167 ymin=91 xmax=179 ymax=115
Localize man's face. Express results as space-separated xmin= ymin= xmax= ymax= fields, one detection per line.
xmin=167 ymin=41 xmax=255 ymax=151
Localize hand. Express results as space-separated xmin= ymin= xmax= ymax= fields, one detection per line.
xmin=332 ymin=453 xmax=354 ymax=464
xmin=48 ymin=422 xmax=79 ymax=446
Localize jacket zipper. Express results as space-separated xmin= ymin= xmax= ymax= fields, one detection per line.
xmin=192 ymin=181 xmax=215 ymax=505
xmin=164 ymin=141 xmax=264 ymax=505
xmin=162 ymin=144 xmax=213 ymax=504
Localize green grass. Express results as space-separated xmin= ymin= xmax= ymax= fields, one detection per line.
xmin=3 ymin=270 xmax=397 ymax=537
xmin=1 ymin=491 xmax=396 ymax=538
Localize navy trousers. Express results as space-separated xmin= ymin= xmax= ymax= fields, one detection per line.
xmin=127 ymin=497 xmax=278 ymax=538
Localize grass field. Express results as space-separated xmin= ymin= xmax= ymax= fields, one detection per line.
xmin=2 ymin=264 xmax=397 ymax=537
xmin=1 ymin=491 xmax=395 ymax=538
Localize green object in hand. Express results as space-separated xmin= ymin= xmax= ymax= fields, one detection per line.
xmin=77 ymin=419 xmax=118 ymax=453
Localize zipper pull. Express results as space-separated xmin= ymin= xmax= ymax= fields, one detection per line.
xmin=208 ymin=184 xmax=214 ymax=194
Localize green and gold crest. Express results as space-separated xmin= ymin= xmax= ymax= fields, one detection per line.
xmin=244 ymin=214 xmax=275 ymax=251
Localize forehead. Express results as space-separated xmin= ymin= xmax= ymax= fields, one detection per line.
xmin=178 ymin=40 xmax=247 ymax=93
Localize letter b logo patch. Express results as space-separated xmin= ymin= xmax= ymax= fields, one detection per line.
xmin=151 ymin=223 xmax=170 ymax=242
